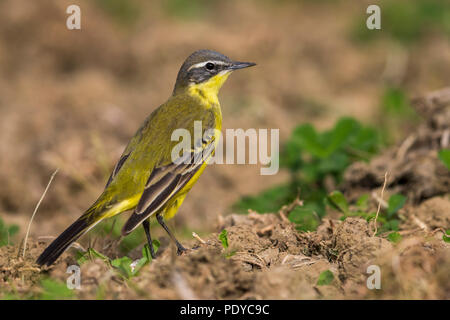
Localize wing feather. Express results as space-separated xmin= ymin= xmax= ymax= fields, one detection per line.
xmin=105 ymin=153 xmax=130 ymax=188
xmin=121 ymin=137 xmax=215 ymax=235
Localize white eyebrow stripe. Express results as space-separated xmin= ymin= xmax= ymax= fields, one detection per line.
xmin=187 ymin=60 xmax=228 ymax=72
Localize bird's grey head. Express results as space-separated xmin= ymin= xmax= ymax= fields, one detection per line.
xmin=173 ymin=49 xmax=255 ymax=94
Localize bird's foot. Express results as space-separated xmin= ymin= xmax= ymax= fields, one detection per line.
xmin=176 ymin=244 xmax=188 ymax=256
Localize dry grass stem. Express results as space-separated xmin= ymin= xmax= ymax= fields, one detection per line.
xmin=22 ymin=168 xmax=59 ymax=258
xmin=372 ymin=171 xmax=388 ymax=237
xmin=192 ymin=232 xmax=206 ymax=244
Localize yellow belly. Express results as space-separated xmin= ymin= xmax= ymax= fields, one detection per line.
xmin=161 ymin=159 xmax=209 ymax=220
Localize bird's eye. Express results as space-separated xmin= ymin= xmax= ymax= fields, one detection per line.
xmin=205 ymin=62 xmax=215 ymax=71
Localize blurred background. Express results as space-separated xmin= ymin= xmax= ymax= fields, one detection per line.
xmin=0 ymin=0 xmax=449 ymax=249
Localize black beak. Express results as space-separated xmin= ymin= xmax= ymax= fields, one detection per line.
xmin=229 ymin=61 xmax=256 ymax=70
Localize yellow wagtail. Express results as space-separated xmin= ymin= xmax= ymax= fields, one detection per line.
xmin=37 ymin=50 xmax=255 ymax=266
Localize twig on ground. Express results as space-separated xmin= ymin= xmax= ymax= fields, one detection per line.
xmin=192 ymin=232 xmax=206 ymax=244
xmin=371 ymin=191 xmax=388 ymax=209
xmin=430 ymin=227 xmax=447 ymax=236
xmin=257 ymin=224 xmax=274 ymax=236
xmin=395 ymin=134 xmax=416 ymax=161
xmin=380 ymin=228 xmax=422 ymax=238
xmin=22 ymin=168 xmax=59 ymax=259
xmin=18 ymin=267 xmax=41 ymax=273
xmin=441 ymin=129 xmax=449 ymax=148
xmin=372 ymin=171 xmax=388 ymax=237
xmin=411 ymin=215 xmax=428 ymax=231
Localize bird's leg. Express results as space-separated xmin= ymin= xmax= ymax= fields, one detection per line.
xmin=142 ymin=219 xmax=156 ymax=260
xmin=156 ymin=214 xmax=187 ymax=255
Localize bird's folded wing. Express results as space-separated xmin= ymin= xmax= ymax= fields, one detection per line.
xmin=104 ymin=114 xmax=154 ymax=188
xmin=105 ymin=153 xmax=130 ymax=188
xmin=121 ymin=136 xmax=216 ymax=235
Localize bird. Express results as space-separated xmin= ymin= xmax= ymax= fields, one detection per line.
xmin=36 ymin=49 xmax=255 ymax=266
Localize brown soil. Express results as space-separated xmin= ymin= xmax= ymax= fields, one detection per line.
xmin=2 ymin=90 xmax=449 ymax=298
xmin=0 ymin=1 xmax=449 ymax=300
xmin=2 ymin=202 xmax=448 ymax=299
xmin=343 ymin=89 xmax=450 ymax=203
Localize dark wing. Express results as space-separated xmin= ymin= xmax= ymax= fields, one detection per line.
xmin=105 ymin=153 xmax=129 ymax=188
xmin=121 ymin=135 xmax=216 ymax=235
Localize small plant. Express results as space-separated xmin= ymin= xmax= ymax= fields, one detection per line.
xmin=438 ymin=149 xmax=450 ymax=170
xmin=378 ymin=194 xmax=406 ymax=233
xmin=288 ymin=207 xmax=320 ymax=232
xmin=39 ymin=278 xmax=75 ymax=300
xmin=387 ymin=194 xmax=407 ymax=218
xmin=92 ymin=216 xmax=147 ymax=255
xmin=316 ymin=270 xmax=334 ymax=286
xmin=219 ymin=229 xmax=229 ymax=249
xmin=76 ymin=240 xmax=160 ymax=279
xmin=234 ymin=117 xmax=380 ymax=232
xmin=326 ymin=191 xmax=350 ymax=216
xmin=443 ymin=230 xmax=450 ymax=243
xmin=325 ymin=190 xmax=406 ymax=234
xmin=110 ymin=256 xmax=135 ymax=278
xmin=388 ymin=232 xmax=403 ymax=244
xmin=326 ymin=191 xmax=374 ymax=220
xmin=218 ymin=229 xmax=235 ymax=258
xmin=76 ymin=248 xmax=110 ymax=265
xmin=112 ymin=240 xmax=160 ymax=279
xmin=0 ymin=217 xmax=19 ymax=247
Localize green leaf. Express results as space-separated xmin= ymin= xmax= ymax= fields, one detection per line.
xmin=293 ymin=124 xmax=328 ymax=158
xmin=356 ymin=194 xmax=370 ymax=211
xmin=380 ymin=219 xmax=399 ymax=233
xmin=365 ymin=212 xmax=377 ymax=222
xmin=224 ymin=250 xmax=236 ymax=258
xmin=388 ymin=232 xmax=403 ymax=244
xmin=443 ymin=230 xmax=450 ymax=243
xmin=349 ymin=127 xmax=380 ymax=158
xmin=281 ymin=139 xmax=303 ymax=171
xmin=234 ymin=116 xmax=381 ymax=234
xmin=387 ymin=194 xmax=407 ymax=217
xmin=233 ymin=184 xmax=293 ymax=214
xmin=288 ymin=207 xmax=319 ymax=232
xmin=219 ymin=229 xmax=229 ymax=249
xmin=40 ymin=278 xmax=75 ymax=300
xmin=136 ymin=239 xmax=160 ymax=271
xmin=316 ymin=270 xmax=334 ymax=286
xmin=326 ymin=118 xmax=359 ymax=154
xmin=111 ymin=256 xmax=134 ymax=278
xmin=142 ymin=239 xmax=160 ymax=261
xmin=326 ymin=191 xmax=349 ymax=214
xmin=7 ymin=225 xmax=19 ymax=237
xmin=133 ymin=256 xmax=149 ymax=275
xmin=0 ymin=217 xmax=19 ymax=247
xmin=77 ymin=248 xmax=110 ymax=265
xmin=438 ymin=149 xmax=450 ymax=170
xmin=383 ymin=87 xmax=410 ymax=114
xmin=142 ymin=244 xmax=151 ymax=261
xmin=114 ymin=239 xmax=160 ymax=278
xmin=316 ymin=152 xmax=349 ymax=174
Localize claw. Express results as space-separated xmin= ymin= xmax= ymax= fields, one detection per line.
xmin=176 ymin=245 xmax=188 ymax=256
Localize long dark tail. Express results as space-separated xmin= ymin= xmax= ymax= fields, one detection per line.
xmin=36 ymin=215 xmax=95 ymax=267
